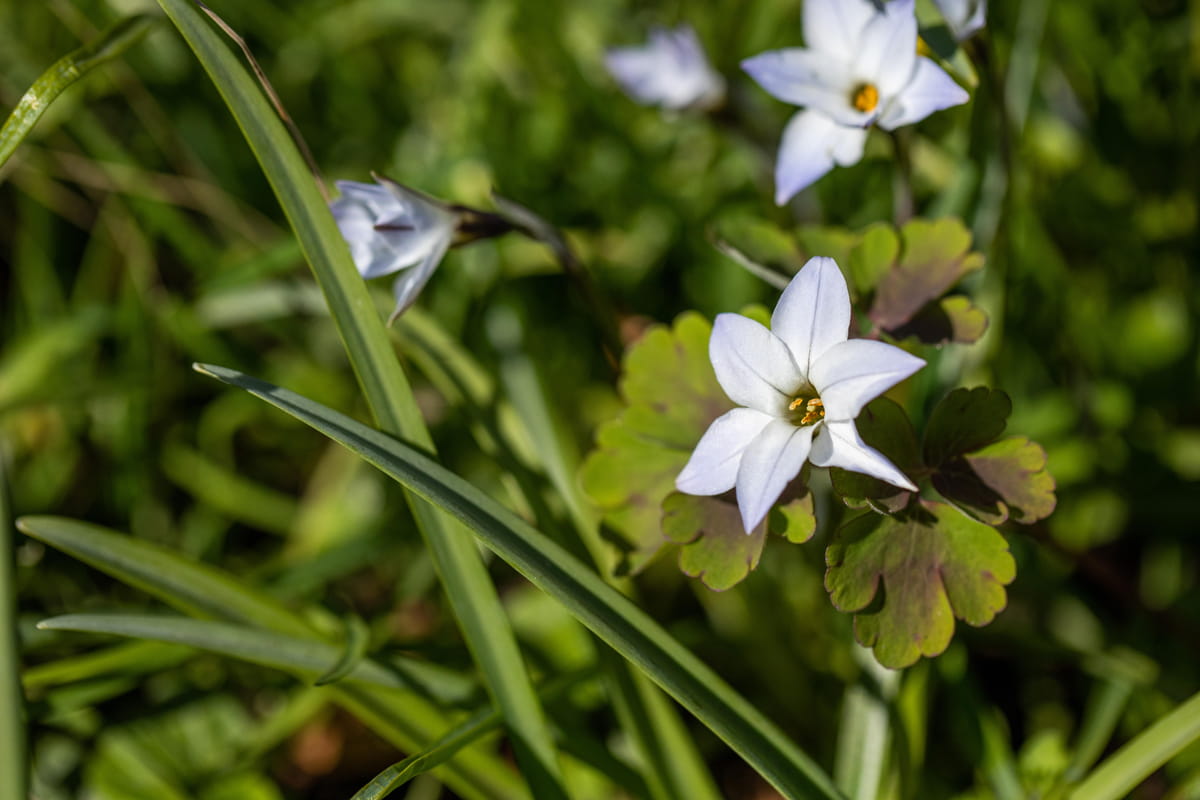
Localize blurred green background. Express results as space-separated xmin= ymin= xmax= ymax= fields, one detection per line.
xmin=2 ymin=0 xmax=1198 ymax=797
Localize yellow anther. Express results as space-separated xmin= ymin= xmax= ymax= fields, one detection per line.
xmin=788 ymin=397 xmax=806 ymax=412
xmin=851 ymin=83 xmax=880 ymax=113
xmin=787 ymin=395 xmax=825 ymax=426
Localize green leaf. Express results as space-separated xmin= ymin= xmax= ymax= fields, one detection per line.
xmin=889 ymin=296 xmax=989 ymax=345
xmin=924 ymin=389 xmax=1056 ymax=524
xmin=830 ymin=398 xmax=922 ymax=513
xmin=825 ymin=502 xmax=1016 ymax=669
xmin=963 ymin=437 xmax=1057 ymax=524
xmin=868 ymin=218 xmax=985 ymax=332
xmin=846 ymin=223 xmax=900 ymax=297
xmin=196 ymin=362 xmax=844 ymax=800
xmin=0 ymin=451 xmax=26 ymax=800
xmin=0 ymin=14 xmax=158 ymax=174
xmin=924 ymin=387 xmax=1012 ymax=468
xmin=580 ymin=312 xmax=733 ymax=573
xmin=35 ymin=614 xmax=406 ymax=690
xmin=662 ymin=493 xmax=766 ymax=592
xmin=154 ymin=2 xmax=565 ymax=791
xmin=1067 ymin=689 xmax=1200 ymax=800
xmin=16 ymin=516 xmax=524 ymax=800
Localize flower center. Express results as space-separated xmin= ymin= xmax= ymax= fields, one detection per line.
xmin=787 ymin=394 xmax=825 ymax=427
xmin=850 ymin=83 xmax=879 ymax=113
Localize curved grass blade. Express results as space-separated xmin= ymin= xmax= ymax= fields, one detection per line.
xmin=15 ymin=515 xmax=524 ymax=800
xmin=1067 ymin=689 xmax=1200 ymax=800
xmin=0 ymin=449 xmax=27 ymax=800
xmin=196 ymin=362 xmax=845 ymax=800
xmin=314 ymin=614 xmax=370 ymax=686
xmin=154 ymin=2 xmax=565 ymax=792
xmin=0 ymin=14 xmax=158 ymax=174
xmin=37 ymin=613 xmax=406 ymax=690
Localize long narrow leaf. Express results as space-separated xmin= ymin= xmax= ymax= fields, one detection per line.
xmin=1067 ymin=689 xmax=1200 ymax=800
xmin=196 ymin=362 xmax=845 ymax=800
xmin=16 ymin=515 xmax=524 ymax=800
xmin=0 ymin=15 xmax=157 ymax=174
xmin=0 ymin=449 xmax=27 ymax=800
xmin=154 ymin=2 xmax=565 ymax=792
xmin=37 ymin=613 xmax=407 ymax=690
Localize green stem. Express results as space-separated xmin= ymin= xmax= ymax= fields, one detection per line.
xmin=0 ymin=445 xmax=27 ymax=800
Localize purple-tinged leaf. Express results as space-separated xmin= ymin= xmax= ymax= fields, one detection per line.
xmin=923 ymin=386 xmax=1011 ymax=468
xmin=889 ymin=295 xmax=989 ymax=345
xmin=966 ymin=437 xmax=1057 ymax=523
xmin=869 ymin=218 xmax=984 ymax=331
xmin=825 ymin=501 xmax=1016 ymax=668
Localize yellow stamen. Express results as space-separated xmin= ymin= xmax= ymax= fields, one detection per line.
xmin=787 ymin=395 xmax=825 ymax=426
xmin=851 ymin=83 xmax=879 ymax=113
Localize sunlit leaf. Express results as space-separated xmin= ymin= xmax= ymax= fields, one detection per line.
xmin=825 ymin=502 xmax=1016 ymax=668
xmin=869 ymin=218 xmax=985 ymax=332
xmin=890 ymin=295 xmax=989 ymax=345
xmin=580 ymin=312 xmax=732 ymax=572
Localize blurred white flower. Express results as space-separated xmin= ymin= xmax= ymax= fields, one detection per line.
xmin=330 ymin=175 xmax=457 ymax=321
xmin=605 ymin=25 xmax=725 ymax=111
xmin=933 ymin=0 xmax=987 ymax=41
xmin=742 ymin=0 xmax=969 ymax=204
xmin=676 ymin=257 xmax=924 ymax=533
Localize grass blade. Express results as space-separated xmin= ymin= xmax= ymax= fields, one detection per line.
xmin=1067 ymin=689 xmax=1200 ymax=800
xmin=0 ymin=449 xmax=27 ymax=800
xmin=15 ymin=515 xmax=524 ymax=800
xmin=0 ymin=14 xmax=158 ymax=174
xmin=154 ymin=2 xmax=566 ymax=792
xmin=38 ymin=613 xmax=407 ymax=690
xmin=196 ymin=362 xmax=845 ymax=800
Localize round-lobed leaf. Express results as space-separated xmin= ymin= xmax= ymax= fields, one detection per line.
xmin=830 ymin=397 xmax=922 ymax=513
xmin=825 ymin=501 xmax=1016 ymax=668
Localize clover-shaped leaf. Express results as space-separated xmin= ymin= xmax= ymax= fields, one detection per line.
xmin=925 ymin=388 xmax=1056 ymax=524
xmin=869 ymin=218 xmax=985 ymax=334
xmin=581 ymin=312 xmax=733 ymax=573
xmin=830 ymin=397 xmax=922 ymax=513
xmin=825 ymin=501 xmax=1016 ymax=668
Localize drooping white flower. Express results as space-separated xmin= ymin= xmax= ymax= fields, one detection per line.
xmin=605 ymin=25 xmax=726 ymax=111
xmin=676 ymin=256 xmax=925 ymax=533
xmin=741 ymin=0 xmax=970 ymax=204
xmin=933 ymin=0 xmax=987 ymax=41
xmin=330 ymin=176 xmax=458 ymax=321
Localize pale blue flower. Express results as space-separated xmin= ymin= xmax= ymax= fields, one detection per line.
xmin=742 ymin=0 xmax=969 ymax=204
xmin=933 ymin=0 xmax=987 ymax=41
xmin=606 ymin=25 xmax=725 ymax=111
xmin=330 ymin=176 xmax=457 ymax=321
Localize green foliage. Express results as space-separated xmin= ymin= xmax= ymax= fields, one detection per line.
xmin=825 ymin=502 xmax=1016 ymax=668
xmin=580 ymin=311 xmax=733 ymax=573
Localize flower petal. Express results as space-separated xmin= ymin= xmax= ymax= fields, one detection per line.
xmin=803 ymin=0 xmax=879 ymax=58
xmin=809 ymin=339 xmax=925 ymax=420
xmin=934 ymin=0 xmax=987 ymax=40
xmin=709 ymin=313 xmax=803 ymax=415
xmin=877 ymin=57 xmax=969 ymax=130
xmin=735 ymin=419 xmax=816 ymax=533
xmin=676 ymin=408 xmax=775 ymax=496
xmin=771 ymin=256 xmax=852 ymax=375
xmin=773 ymin=110 xmax=868 ymax=204
xmin=741 ymin=49 xmax=870 ymax=127
xmin=852 ymin=0 xmax=917 ymax=98
xmin=387 ymin=228 xmax=453 ymax=322
xmin=811 ymin=419 xmax=917 ymax=490
xmin=606 ymin=25 xmax=723 ymax=110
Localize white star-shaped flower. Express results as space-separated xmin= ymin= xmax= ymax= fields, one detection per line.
xmin=676 ymin=256 xmax=925 ymax=533
xmin=933 ymin=0 xmax=987 ymax=41
xmin=606 ymin=25 xmax=726 ymax=111
xmin=741 ymin=0 xmax=970 ymax=204
xmin=330 ymin=175 xmax=458 ymax=321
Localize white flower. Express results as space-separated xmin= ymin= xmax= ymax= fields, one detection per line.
xmin=330 ymin=176 xmax=457 ymax=321
xmin=933 ymin=0 xmax=987 ymax=41
xmin=741 ymin=0 xmax=970 ymax=204
xmin=605 ymin=25 xmax=726 ymax=111
xmin=676 ymin=257 xmax=925 ymax=533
